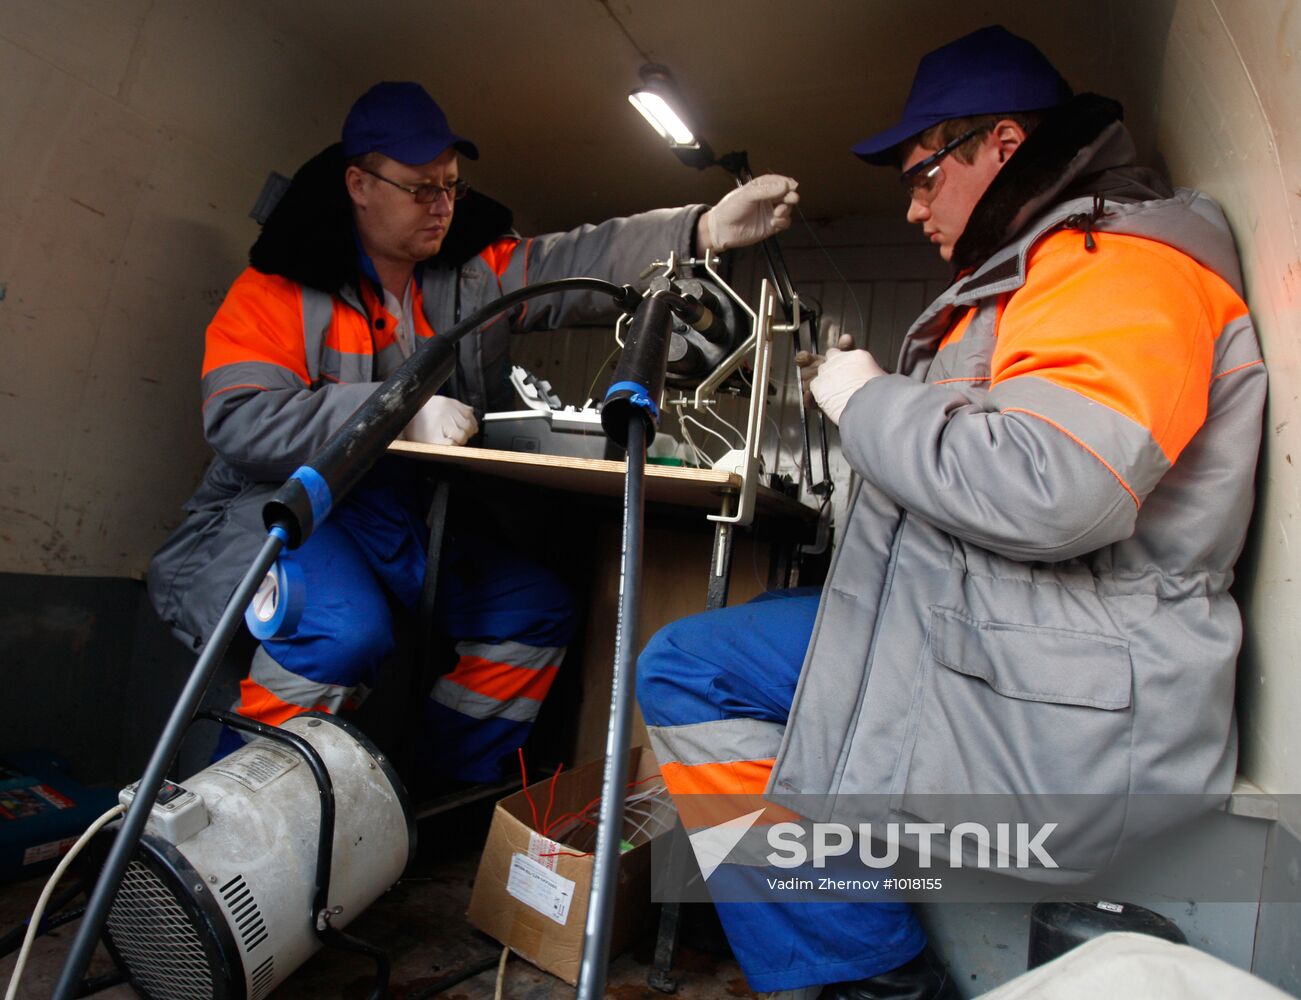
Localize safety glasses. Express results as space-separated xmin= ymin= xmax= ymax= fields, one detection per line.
xmin=362 ymin=168 xmax=469 ymax=205
xmin=899 ymin=127 xmax=989 ymax=205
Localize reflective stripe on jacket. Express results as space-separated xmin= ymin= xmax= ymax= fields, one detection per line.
xmin=149 ymin=208 xmax=701 ymax=647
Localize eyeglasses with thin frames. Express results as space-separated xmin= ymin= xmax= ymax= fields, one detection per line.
xmin=361 ymin=167 xmax=469 ymax=205
xmin=899 ymin=127 xmax=989 ymax=205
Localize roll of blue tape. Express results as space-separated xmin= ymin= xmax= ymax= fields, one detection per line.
xmin=245 ymin=557 xmax=306 ymax=640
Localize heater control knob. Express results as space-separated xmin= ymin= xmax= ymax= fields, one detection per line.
xmin=119 ymin=780 xmax=210 ymax=845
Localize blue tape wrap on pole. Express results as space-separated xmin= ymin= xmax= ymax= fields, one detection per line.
xmin=291 ymin=466 xmax=333 ymax=527
xmin=604 ymin=380 xmax=660 ymax=422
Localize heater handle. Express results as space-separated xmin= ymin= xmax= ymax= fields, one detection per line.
xmin=197 ymin=710 xmax=394 ymax=1000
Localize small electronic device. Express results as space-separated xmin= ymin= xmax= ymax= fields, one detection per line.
xmin=482 ymin=367 xmax=617 ymax=459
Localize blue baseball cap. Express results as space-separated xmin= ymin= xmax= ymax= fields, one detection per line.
xmin=342 ymin=82 xmax=479 ymax=163
xmin=853 ymin=26 xmax=1071 ymax=165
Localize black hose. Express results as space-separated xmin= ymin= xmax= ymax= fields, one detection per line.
xmin=74 ymin=970 xmax=126 ymax=996
xmin=317 ymin=924 xmax=391 ymax=1000
xmin=53 ymin=275 xmax=642 ymax=1000
xmin=0 ymin=883 xmax=85 ymax=959
xmin=51 ymin=529 xmax=288 ymax=1000
xmin=405 ymin=952 xmax=503 ymax=999
xmin=265 ymin=277 xmax=641 ymax=548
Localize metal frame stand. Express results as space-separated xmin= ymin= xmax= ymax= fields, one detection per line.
xmin=648 ymin=498 xmax=737 ymax=994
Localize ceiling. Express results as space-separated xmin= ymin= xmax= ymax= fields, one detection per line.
xmin=260 ymin=0 xmax=1142 ymax=233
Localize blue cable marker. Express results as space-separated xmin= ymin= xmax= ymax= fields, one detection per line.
xmin=291 ymin=465 xmax=333 ymax=528
xmin=604 ymin=380 xmax=660 ymax=422
xmin=245 ymin=555 xmax=306 ymax=640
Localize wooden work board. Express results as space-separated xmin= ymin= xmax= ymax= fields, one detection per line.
xmin=389 ymin=441 xmax=818 ymax=763
xmin=389 ymin=440 xmax=815 ymax=521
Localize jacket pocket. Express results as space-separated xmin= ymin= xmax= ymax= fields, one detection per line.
xmin=895 ymin=606 xmax=1135 ymax=878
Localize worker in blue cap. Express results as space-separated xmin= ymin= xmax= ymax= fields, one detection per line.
xmin=639 ymin=24 xmax=1262 ymax=999
xmin=148 ymin=80 xmax=799 ymax=783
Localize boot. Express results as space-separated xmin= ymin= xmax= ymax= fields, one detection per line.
xmin=817 ymin=947 xmax=959 ymax=999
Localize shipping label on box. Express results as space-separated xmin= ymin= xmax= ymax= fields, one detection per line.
xmin=466 ymin=746 xmax=671 ymax=986
xmin=507 ymin=852 xmax=575 ymax=925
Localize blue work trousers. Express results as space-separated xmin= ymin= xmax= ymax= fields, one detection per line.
xmin=636 ymin=589 xmax=926 ymax=992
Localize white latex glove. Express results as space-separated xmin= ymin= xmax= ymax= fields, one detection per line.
xmin=809 ymin=348 xmax=886 ymax=425
xmin=795 ymin=326 xmax=857 ymax=410
xmin=698 ymin=174 xmax=799 ymax=251
xmin=401 ymin=395 xmax=478 ymax=446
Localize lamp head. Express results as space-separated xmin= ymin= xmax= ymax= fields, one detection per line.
xmin=628 ymin=64 xmax=716 ymax=169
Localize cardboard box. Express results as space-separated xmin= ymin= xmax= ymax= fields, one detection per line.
xmin=466 ymin=747 xmax=671 ymax=985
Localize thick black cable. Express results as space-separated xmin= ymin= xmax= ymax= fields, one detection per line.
xmin=73 ymin=969 xmax=127 ymax=996
xmin=406 ymin=952 xmax=503 ymax=998
xmin=52 ymin=275 xmax=641 ymax=1000
xmin=265 ymin=277 xmax=641 ymax=548
xmin=0 ymin=883 xmax=84 ymax=959
xmin=50 ymin=528 xmax=287 ymax=1000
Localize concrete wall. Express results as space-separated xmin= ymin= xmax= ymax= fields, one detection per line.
xmin=1 ymin=0 xmax=1298 ymax=807
xmin=1121 ymin=0 xmax=1301 ymax=808
xmin=0 ymin=0 xmax=371 ymax=578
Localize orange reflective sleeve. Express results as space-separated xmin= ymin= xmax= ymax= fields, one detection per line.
xmin=202 ymin=269 xmax=311 ymax=383
xmin=991 ymin=231 xmax=1248 ymax=464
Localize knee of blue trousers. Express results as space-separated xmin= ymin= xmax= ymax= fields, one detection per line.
xmin=438 ymin=553 xmax=579 ymax=650
xmin=636 ymin=616 xmax=715 ymax=729
xmin=262 ymin=598 xmax=397 ymax=688
xmin=523 ymin=570 xmax=578 ymax=648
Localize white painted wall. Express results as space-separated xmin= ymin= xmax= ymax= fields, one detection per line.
xmin=1105 ymin=0 xmax=1301 ymax=802
xmin=0 ymin=0 xmax=371 ymax=576
xmin=1 ymin=0 xmax=1298 ymax=800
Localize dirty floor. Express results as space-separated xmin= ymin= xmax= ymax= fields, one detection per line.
xmin=0 ymin=794 xmax=756 ymax=999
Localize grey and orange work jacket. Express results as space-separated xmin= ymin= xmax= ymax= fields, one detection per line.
xmin=148 ymin=142 xmax=702 ymax=647
xmin=768 ymin=96 xmax=1267 ymax=880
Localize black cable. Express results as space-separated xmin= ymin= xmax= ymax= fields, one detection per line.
xmin=405 ymin=952 xmax=502 ymax=999
xmin=265 ymin=276 xmax=642 ymax=548
xmin=74 ymin=970 xmax=126 ymax=997
xmin=317 ymin=924 xmax=390 ymax=1000
xmin=0 ymin=883 xmax=85 ymax=959
xmin=52 ymin=528 xmax=288 ymax=1000
xmin=52 ymin=275 xmax=643 ymax=1000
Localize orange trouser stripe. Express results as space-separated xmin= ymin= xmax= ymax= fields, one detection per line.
xmin=442 ymin=655 xmax=558 ymax=702
xmin=235 ymin=677 xmax=332 ymax=727
xmin=660 ymin=760 xmax=808 ymax=827
xmin=659 ymin=758 xmax=776 ymax=796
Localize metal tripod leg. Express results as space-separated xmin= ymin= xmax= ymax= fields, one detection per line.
xmin=649 ymin=493 xmax=737 ymax=993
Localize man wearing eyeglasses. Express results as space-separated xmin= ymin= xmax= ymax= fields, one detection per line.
xmin=148 ymin=80 xmax=798 ymax=781
xmin=636 ymin=25 xmax=1263 ymax=1000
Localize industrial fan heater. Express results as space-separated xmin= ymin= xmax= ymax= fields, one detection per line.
xmin=96 ymin=713 xmax=414 ymax=999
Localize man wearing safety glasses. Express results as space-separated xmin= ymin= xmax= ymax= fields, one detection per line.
xmin=148 ymin=80 xmax=798 ymax=786
xmin=637 ymin=24 xmax=1264 ymax=1000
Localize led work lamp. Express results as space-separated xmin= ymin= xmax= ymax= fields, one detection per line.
xmin=628 ymin=64 xmax=717 ymax=169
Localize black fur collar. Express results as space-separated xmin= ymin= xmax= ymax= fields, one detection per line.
xmin=249 ymin=143 xmax=515 ymax=293
xmin=951 ymin=94 xmax=1169 ymax=273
